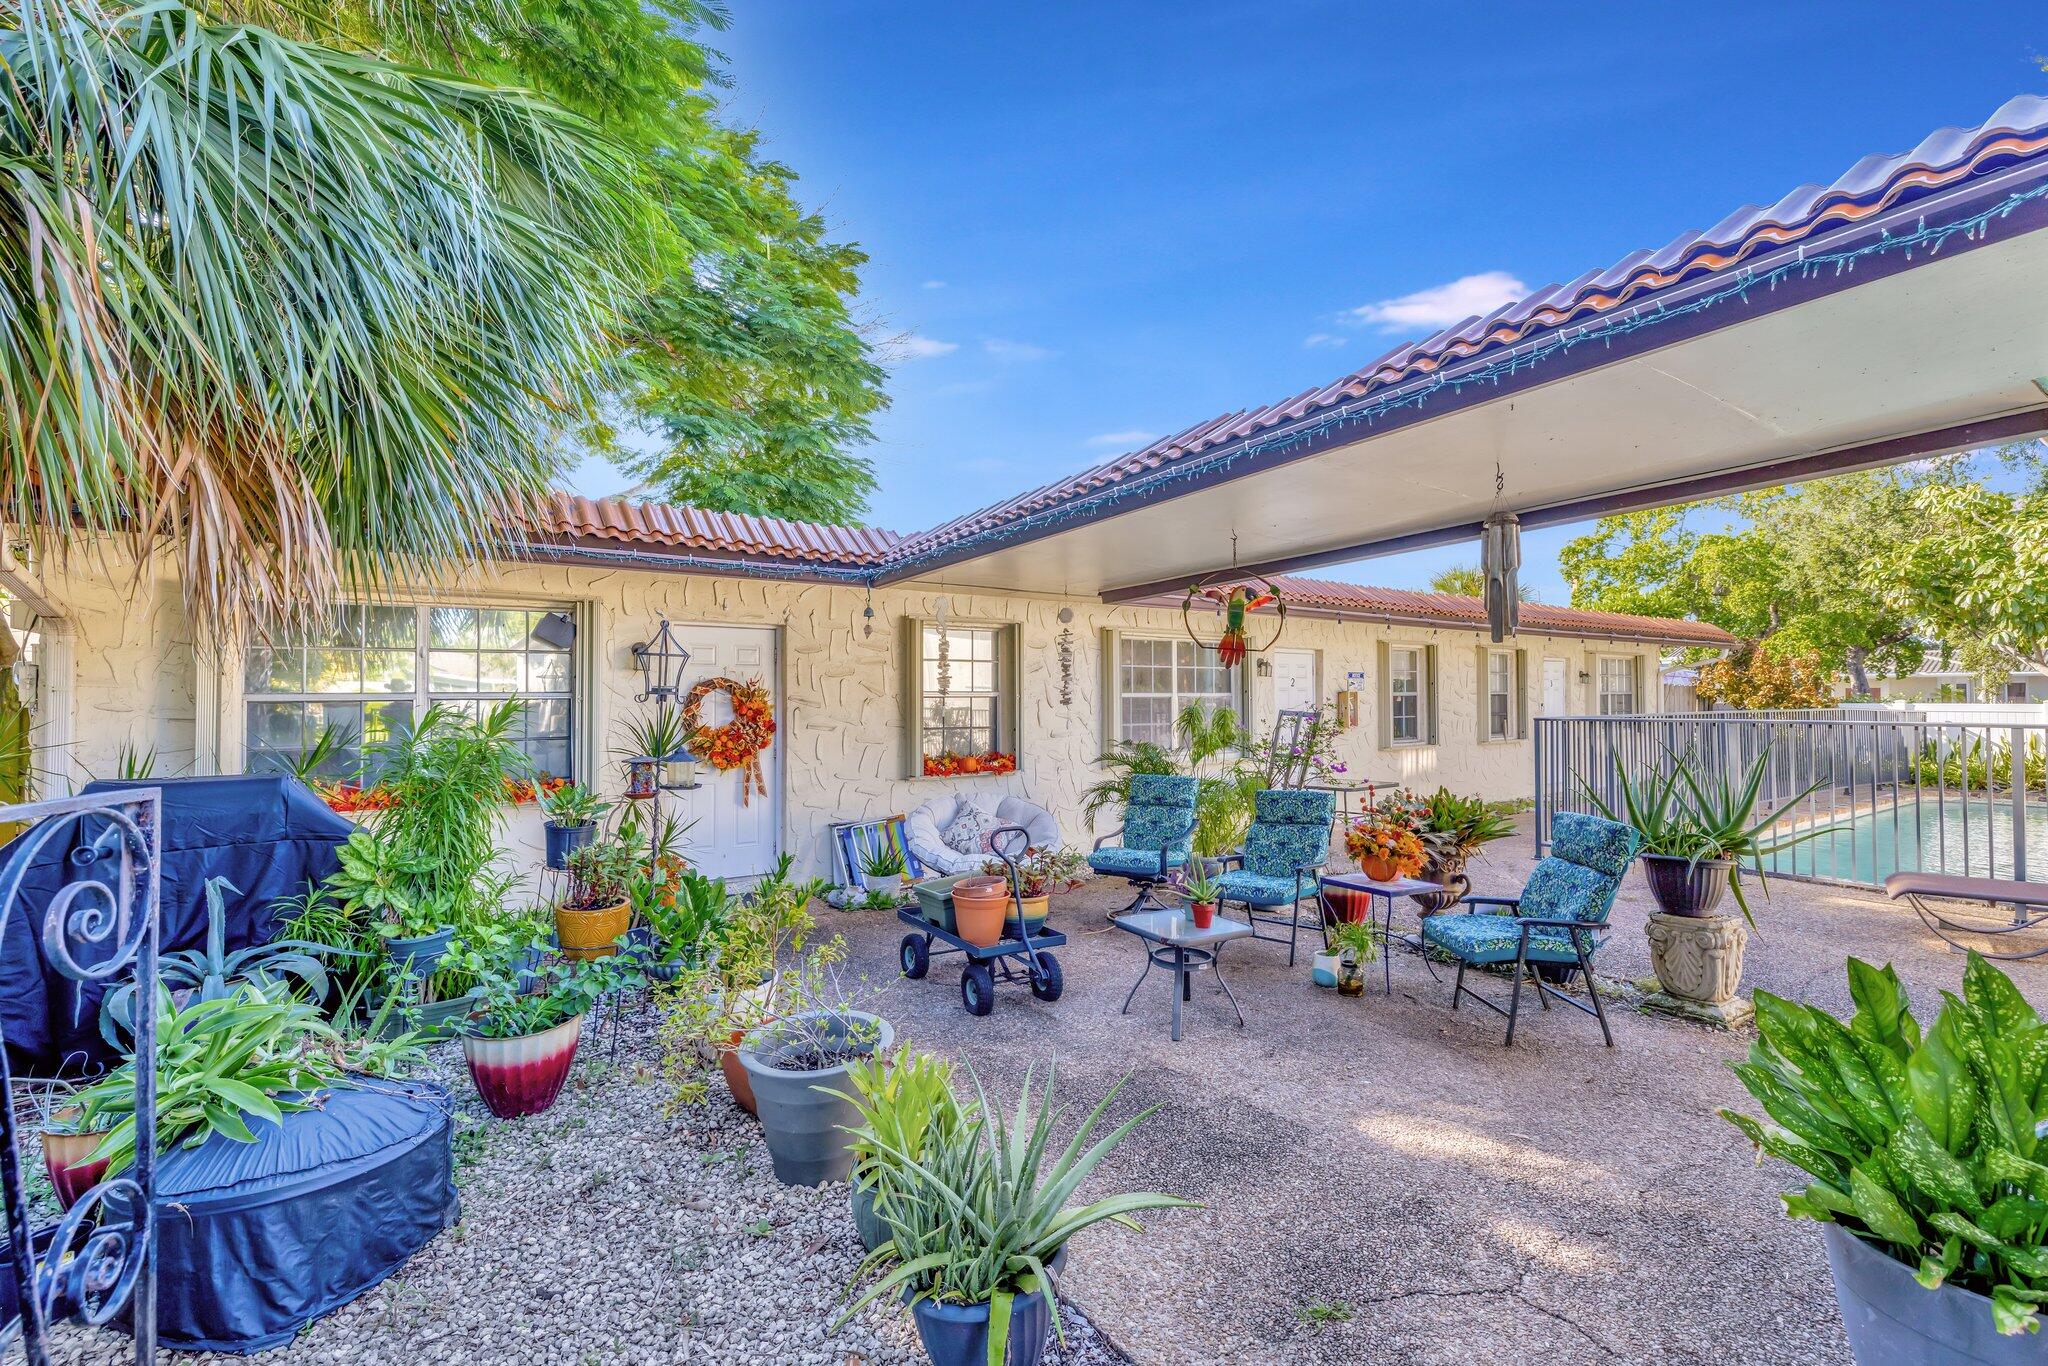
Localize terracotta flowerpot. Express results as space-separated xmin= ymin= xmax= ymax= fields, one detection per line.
xmin=1359 ymin=855 xmax=1397 ymax=882
xmin=555 ymin=900 xmax=630 ymax=959
xmin=1189 ymin=900 xmax=1216 ymax=930
xmin=950 ymin=877 xmax=1009 ymax=947
xmin=42 ymin=1120 xmax=109 ymax=1210
xmin=723 ymin=1030 xmax=759 ymax=1116
xmin=462 ymin=1015 xmax=583 ymax=1118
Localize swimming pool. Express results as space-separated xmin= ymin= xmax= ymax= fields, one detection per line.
xmin=1765 ymin=796 xmax=2048 ymax=886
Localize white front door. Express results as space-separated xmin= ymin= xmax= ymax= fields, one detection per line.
xmin=664 ymin=624 xmax=780 ymax=880
xmin=1271 ymin=648 xmax=1320 ymax=716
xmin=1542 ymin=657 xmax=1569 ymax=716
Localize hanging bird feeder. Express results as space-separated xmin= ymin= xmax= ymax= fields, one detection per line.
xmin=1182 ymin=575 xmax=1288 ymax=667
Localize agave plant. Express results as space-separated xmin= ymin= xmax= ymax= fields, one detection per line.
xmin=1722 ymin=953 xmax=2048 ymax=1336
xmin=836 ymin=1063 xmax=1197 ymax=1363
xmin=98 ymin=876 xmax=342 ymax=1045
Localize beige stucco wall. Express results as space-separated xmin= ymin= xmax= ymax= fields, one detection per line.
xmin=11 ymin=550 xmax=1665 ymax=879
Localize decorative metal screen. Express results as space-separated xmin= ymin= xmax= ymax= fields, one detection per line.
xmin=0 ymin=788 xmax=161 ymax=1362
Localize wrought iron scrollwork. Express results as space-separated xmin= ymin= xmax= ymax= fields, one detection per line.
xmin=0 ymin=789 xmax=161 ymax=1364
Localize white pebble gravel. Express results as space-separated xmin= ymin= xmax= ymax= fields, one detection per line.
xmin=40 ymin=1000 xmax=1127 ymax=1366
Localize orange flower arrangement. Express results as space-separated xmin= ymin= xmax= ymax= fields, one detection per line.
xmin=502 ymin=775 xmax=570 ymax=806
xmin=1344 ymin=820 xmax=1426 ymax=879
xmin=682 ymin=676 xmax=775 ymax=803
xmin=922 ymin=750 xmax=1018 ymax=777
xmin=320 ymin=774 xmax=565 ymax=814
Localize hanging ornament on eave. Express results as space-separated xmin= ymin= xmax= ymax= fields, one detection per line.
xmin=1183 ymin=575 xmax=1287 ymax=667
xmin=1481 ymin=511 xmax=1521 ymax=644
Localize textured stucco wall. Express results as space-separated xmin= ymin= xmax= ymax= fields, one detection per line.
xmin=28 ymin=554 xmax=1663 ymax=878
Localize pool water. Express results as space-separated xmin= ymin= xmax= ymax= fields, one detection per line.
xmin=1766 ymin=796 xmax=2048 ymax=886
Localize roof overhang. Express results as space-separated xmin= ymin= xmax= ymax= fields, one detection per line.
xmin=877 ymin=153 xmax=2048 ymax=600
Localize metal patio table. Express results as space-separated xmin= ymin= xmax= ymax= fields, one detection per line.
xmin=1112 ymin=907 xmax=1253 ymax=1041
xmin=1318 ymin=873 xmax=1444 ymax=994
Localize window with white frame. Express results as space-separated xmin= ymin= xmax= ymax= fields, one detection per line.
xmin=921 ymin=624 xmax=1002 ymax=758
xmin=1115 ymin=637 xmax=1238 ymax=747
xmin=242 ymin=603 xmax=576 ymax=780
xmin=1486 ymin=650 xmax=1515 ymax=740
xmin=1597 ymin=656 xmax=1638 ymax=715
xmin=1388 ymin=647 xmax=1424 ymax=744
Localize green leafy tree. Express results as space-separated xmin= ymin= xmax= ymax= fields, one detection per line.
xmin=1882 ymin=478 xmax=2048 ymax=687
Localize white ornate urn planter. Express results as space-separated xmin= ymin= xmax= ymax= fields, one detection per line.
xmin=1645 ymin=912 xmax=1748 ymax=1005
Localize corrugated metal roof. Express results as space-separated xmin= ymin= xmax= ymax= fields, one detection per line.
xmin=892 ymin=94 xmax=2048 ymax=561
xmin=1260 ymin=576 xmax=1736 ymax=646
xmin=518 ymin=493 xmax=901 ymax=565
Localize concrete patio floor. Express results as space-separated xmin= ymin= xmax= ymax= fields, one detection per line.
xmin=844 ymin=823 xmax=2046 ymax=1365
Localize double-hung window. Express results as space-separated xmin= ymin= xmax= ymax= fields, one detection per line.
xmin=1597 ymin=656 xmax=1639 ymax=716
xmin=1486 ymin=650 xmax=1516 ymax=740
xmin=1388 ymin=647 xmax=1424 ymax=745
xmin=920 ymin=624 xmax=1002 ymax=758
xmin=242 ymin=603 xmax=576 ymax=780
xmin=1114 ymin=637 xmax=1239 ymax=747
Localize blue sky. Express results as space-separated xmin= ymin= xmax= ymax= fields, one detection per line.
xmin=571 ymin=2 xmax=2044 ymax=602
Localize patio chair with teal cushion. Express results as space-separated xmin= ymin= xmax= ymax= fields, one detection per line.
xmin=1420 ymin=810 xmax=1642 ymax=1047
xmin=1216 ymin=788 xmax=1336 ymax=965
xmin=1089 ymin=774 xmax=1199 ymax=916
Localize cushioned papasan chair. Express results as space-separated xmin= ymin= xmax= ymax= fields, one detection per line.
xmin=905 ymin=792 xmax=1062 ymax=876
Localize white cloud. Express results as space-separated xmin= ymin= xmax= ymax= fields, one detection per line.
xmin=882 ymin=332 xmax=958 ymax=361
xmin=921 ymin=279 xmax=947 ymax=290
xmin=1302 ymin=332 xmax=1348 ymax=349
xmin=1348 ymin=270 xmax=1528 ymax=332
xmin=1085 ymin=429 xmax=1157 ymax=449
xmin=983 ymin=338 xmax=1054 ymax=363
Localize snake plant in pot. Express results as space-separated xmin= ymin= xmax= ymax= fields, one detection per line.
xmin=1722 ymin=953 xmax=2048 ymax=1362
xmin=836 ymin=1062 xmax=1196 ymax=1366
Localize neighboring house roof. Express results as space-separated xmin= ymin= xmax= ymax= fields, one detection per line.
xmin=516 ymin=495 xmax=1731 ymax=646
xmin=883 ymin=94 xmax=2048 ymax=570
xmin=518 ymin=493 xmax=901 ymax=566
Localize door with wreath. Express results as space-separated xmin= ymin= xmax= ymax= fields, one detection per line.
xmin=668 ymin=625 xmax=781 ymax=880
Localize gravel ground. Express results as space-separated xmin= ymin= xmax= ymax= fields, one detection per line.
xmin=38 ymin=1001 xmax=1127 ymax=1366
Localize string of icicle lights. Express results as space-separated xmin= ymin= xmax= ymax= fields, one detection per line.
xmin=879 ymin=178 xmax=2048 ymax=581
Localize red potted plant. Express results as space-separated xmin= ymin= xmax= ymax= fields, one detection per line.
xmin=462 ymin=951 xmax=634 ymax=1118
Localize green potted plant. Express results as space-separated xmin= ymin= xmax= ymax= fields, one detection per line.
xmin=837 ymin=1063 xmax=1196 ymax=1366
xmin=1178 ymin=867 xmax=1223 ymax=930
xmin=462 ymin=947 xmax=635 ymax=1118
xmin=981 ymin=846 xmax=1088 ymax=937
xmin=325 ymin=827 xmax=451 ymax=979
xmin=830 ymin=1047 xmax=972 ymax=1252
xmin=1722 ymin=953 xmax=2048 ymax=1361
xmin=860 ymin=844 xmax=909 ymax=899
xmin=621 ymin=708 xmax=692 ymax=798
xmin=558 ymin=831 xmax=638 ymax=958
xmin=1409 ymin=788 xmax=1518 ymax=912
xmin=737 ymin=954 xmax=890 ymax=1185
xmin=629 ymin=865 xmax=730 ymax=982
xmin=538 ymin=780 xmax=611 ymax=870
xmin=1327 ymin=919 xmax=1377 ymax=997
xmin=29 ymin=1081 xmax=111 ymax=1211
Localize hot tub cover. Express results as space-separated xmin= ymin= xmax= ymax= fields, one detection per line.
xmin=141 ymin=1077 xmax=457 ymax=1353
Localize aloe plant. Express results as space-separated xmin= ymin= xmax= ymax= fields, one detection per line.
xmin=837 ymin=1063 xmax=1197 ymax=1363
xmin=1721 ymin=953 xmax=2048 ymax=1335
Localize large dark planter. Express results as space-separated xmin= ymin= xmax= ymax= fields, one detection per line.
xmin=739 ymin=1010 xmax=894 ymax=1186
xmin=911 ymin=1283 xmax=1052 ymax=1366
xmin=1415 ymin=852 xmax=1471 ymax=914
xmin=543 ymin=821 xmax=595 ymax=871
xmin=851 ymin=1181 xmax=890 ymax=1253
xmin=624 ymin=926 xmax=685 ymax=984
xmin=1822 ymin=1222 xmax=2037 ymax=1364
xmin=382 ymin=926 xmax=455 ymax=980
xmin=1638 ymin=854 xmax=1733 ymax=918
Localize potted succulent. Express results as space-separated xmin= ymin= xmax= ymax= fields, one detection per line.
xmin=982 ymin=846 xmax=1088 ymax=938
xmin=1723 ymin=953 xmax=2048 ymax=1361
xmin=860 ymin=844 xmax=909 ymax=900
xmin=1328 ymin=919 xmax=1377 ymax=997
xmin=736 ymin=962 xmax=891 ymax=1185
xmin=837 ymin=1064 xmax=1196 ymax=1366
xmin=538 ymin=781 xmax=611 ymax=870
xmin=463 ymin=950 xmax=636 ymax=1119
xmin=831 ymin=1047 xmax=971 ymax=1252
xmin=1409 ymin=788 xmax=1518 ymax=912
xmin=557 ymin=832 xmax=638 ymax=959
xmin=1178 ymin=867 xmax=1223 ymax=930
xmin=1343 ymin=818 xmax=1425 ymax=885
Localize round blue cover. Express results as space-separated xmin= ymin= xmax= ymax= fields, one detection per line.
xmin=141 ymin=1078 xmax=458 ymax=1353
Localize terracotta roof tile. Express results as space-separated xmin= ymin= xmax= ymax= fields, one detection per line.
xmin=1262 ymin=576 xmax=1736 ymax=646
xmin=517 ymin=493 xmax=901 ymax=565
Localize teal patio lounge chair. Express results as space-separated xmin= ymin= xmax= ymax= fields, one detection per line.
xmin=1216 ymin=788 xmax=1335 ymax=965
xmin=1420 ymin=810 xmax=1642 ymax=1047
xmin=1089 ymin=774 xmax=1198 ymax=916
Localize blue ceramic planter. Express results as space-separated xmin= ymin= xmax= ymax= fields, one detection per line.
xmin=911 ymin=1286 xmax=1051 ymax=1366
xmin=382 ymin=926 xmax=454 ymax=981
xmin=543 ymin=821 xmax=595 ymax=871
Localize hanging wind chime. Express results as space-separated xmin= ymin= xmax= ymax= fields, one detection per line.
xmin=1480 ymin=463 xmax=1521 ymax=644
xmin=1182 ymin=533 xmax=1288 ymax=667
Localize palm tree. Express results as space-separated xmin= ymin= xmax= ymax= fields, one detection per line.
xmin=0 ymin=0 xmax=642 ymax=636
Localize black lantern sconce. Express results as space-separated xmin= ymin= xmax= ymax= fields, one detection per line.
xmin=625 ymin=618 xmax=697 ymax=796
xmin=630 ymin=619 xmax=690 ymax=702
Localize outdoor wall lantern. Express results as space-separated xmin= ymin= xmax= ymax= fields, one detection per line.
xmin=1578 ymin=669 xmax=1591 ymax=684
xmin=1255 ymin=658 xmax=1273 ymax=677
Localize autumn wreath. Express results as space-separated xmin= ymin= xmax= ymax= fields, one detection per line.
xmin=682 ymin=676 xmax=775 ymax=803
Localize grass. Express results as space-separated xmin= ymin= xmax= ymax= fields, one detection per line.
xmin=1294 ymin=1300 xmax=1354 ymax=1332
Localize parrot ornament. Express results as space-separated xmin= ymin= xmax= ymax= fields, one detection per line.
xmin=1196 ymin=583 xmax=1278 ymax=667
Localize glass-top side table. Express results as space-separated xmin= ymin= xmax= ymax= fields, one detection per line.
xmin=1318 ymin=874 xmax=1444 ymax=995
xmin=1112 ymin=908 xmax=1253 ymax=1041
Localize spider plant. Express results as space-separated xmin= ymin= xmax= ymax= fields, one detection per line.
xmin=836 ymin=1063 xmax=1197 ymax=1364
